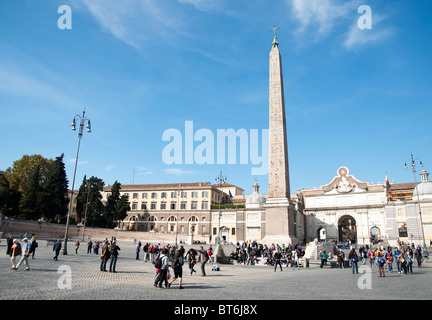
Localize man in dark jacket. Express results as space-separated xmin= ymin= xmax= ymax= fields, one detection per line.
xmin=109 ymin=240 xmax=120 ymax=273
xmin=53 ymin=239 xmax=62 ymax=261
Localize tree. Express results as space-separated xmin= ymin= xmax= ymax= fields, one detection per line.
xmin=76 ymin=175 xmax=105 ymax=227
xmin=105 ymin=181 xmax=130 ymax=228
xmin=39 ymin=154 xmax=69 ymax=222
xmin=20 ymin=165 xmax=43 ymax=220
xmin=0 ymin=171 xmax=21 ymax=217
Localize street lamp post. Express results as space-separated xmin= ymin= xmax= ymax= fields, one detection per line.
xmin=64 ymin=109 xmax=91 ymax=255
xmin=82 ymin=179 xmax=91 ymax=241
xmin=405 ymin=153 xmax=427 ymax=253
xmin=214 ymin=171 xmax=227 ymax=245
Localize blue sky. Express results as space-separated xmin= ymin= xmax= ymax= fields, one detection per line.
xmin=1 ymin=0 xmax=431 ymax=195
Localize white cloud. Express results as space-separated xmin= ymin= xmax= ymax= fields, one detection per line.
xmin=290 ymin=0 xmax=359 ymax=35
xmin=344 ymin=14 xmax=394 ymax=50
xmin=75 ymin=0 xmax=188 ymax=49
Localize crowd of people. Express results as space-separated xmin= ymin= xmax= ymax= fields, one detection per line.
xmin=4 ymin=232 xmax=430 ymax=288
xmin=6 ymin=233 xmax=38 ymax=271
xmin=134 ymin=241 xmax=213 ymax=289
xmin=228 ymin=241 xmax=306 ymax=271
xmin=344 ymin=243 xmax=427 ymax=277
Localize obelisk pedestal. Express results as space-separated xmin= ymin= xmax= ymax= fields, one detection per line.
xmin=262 ymin=29 xmax=298 ymax=246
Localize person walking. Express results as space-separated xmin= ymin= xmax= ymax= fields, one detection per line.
xmin=394 ymin=247 xmax=402 ymax=273
xmin=136 ymin=244 xmax=140 ymax=260
xmin=53 ymin=239 xmax=62 ymax=261
xmin=6 ymin=234 xmax=13 ymax=255
xmin=273 ymin=249 xmax=283 ymax=272
xmin=100 ymin=240 xmax=110 ymax=272
xmin=376 ymin=252 xmax=386 ymax=277
xmin=386 ymin=250 xmax=394 ymax=273
xmin=15 ymin=238 xmax=31 ymax=270
xmin=156 ymin=248 xmax=170 ymax=288
xmin=197 ymin=246 xmax=209 ymax=277
xmin=292 ymin=249 xmax=300 ymax=270
xmin=75 ymin=240 xmax=80 ymax=255
xmin=109 ymin=240 xmax=121 ymax=273
xmin=415 ymin=246 xmax=423 ymax=268
xmin=349 ymin=248 xmax=359 ymax=274
xmin=169 ymin=246 xmax=185 ymax=289
xmin=9 ymin=239 xmax=21 ymax=270
xmin=87 ymin=239 xmax=93 ymax=254
xmin=407 ymin=248 xmax=414 ymax=273
xmin=29 ymin=234 xmax=38 ymax=259
xmin=186 ymin=248 xmax=197 ymax=275
xmin=398 ymin=248 xmax=408 ymax=274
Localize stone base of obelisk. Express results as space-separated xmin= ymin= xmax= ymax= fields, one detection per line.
xmin=262 ymin=198 xmax=298 ymax=246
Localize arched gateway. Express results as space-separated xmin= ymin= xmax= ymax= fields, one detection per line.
xmin=338 ymin=215 xmax=357 ymax=244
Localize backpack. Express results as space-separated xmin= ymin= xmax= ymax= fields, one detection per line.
xmin=174 ymin=255 xmax=184 ymax=268
xmin=14 ymin=243 xmax=22 ymax=256
xmin=154 ymin=254 xmax=162 ymax=269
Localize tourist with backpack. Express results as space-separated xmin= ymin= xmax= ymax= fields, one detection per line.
xmin=376 ymin=252 xmax=386 ymax=277
xmin=169 ymin=246 xmax=185 ymax=289
xmin=155 ymin=248 xmax=170 ymax=288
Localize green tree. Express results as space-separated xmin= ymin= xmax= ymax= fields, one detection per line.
xmin=39 ymin=154 xmax=69 ymax=222
xmin=20 ymin=164 xmax=43 ymax=220
xmin=76 ymin=175 xmax=105 ymax=227
xmin=105 ymin=181 xmax=130 ymax=228
xmin=0 ymin=172 xmax=21 ymax=217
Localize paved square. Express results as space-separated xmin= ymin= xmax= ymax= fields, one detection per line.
xmin=1 ymin=239 xmax=431 ymax=301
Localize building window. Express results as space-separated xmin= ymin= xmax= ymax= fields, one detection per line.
xmin=151 ymin=192 xmax=157 ymax=199
xmin=171 ymin=192 xmax=176 ymax=198
xmin=160 ymin=203 xmax=166 ymax=210
xmin=192 ymin=191 xmax=197 ymax=198
xmin=213 ymin=228 xmax=217 ymax=235
xmin=180 ymin=202 xmax=186 ymax=210
xmin=181 ymin=191 xmax=187 ymax=198
xmin=202 ymin=191 xmax=208 ymax=198
xmin=133 ymin=193 xmax=138 ymax=199
xmin=132 ymin=202 xmax=137 ymax=210
xmin=142 ymin=193 xmax=147 ymax=199
xmin=161 ymin=192 xmax=167 ymax=199
xmin=201 ymin=202 xmax=208 ymax=210
xmin=141 ymin=203 xmax=147 ymax=210
xmin=170 ymin=203 xmax=176 ymax=210
xmin=232 ymin=228 xmax=236 ymax=235
xmin=191 ymin=202 xmax=197 ymax=210
xmin=151 ymin=203 xmax=156 ymax=210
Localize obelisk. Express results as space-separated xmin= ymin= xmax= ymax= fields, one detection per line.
xmin=263 ymin=27 xmax=298 ymax=246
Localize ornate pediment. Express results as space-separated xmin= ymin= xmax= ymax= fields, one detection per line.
xmin=321 ymin=167 xmax=368 ymax=193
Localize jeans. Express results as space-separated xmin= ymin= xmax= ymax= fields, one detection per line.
xmin=387 ymin=262 xmax=393 ymax=272
xmin=274 ymin=259 xmax=282 ymax=271
xmin=100 ymin=258 xmax=108 ymax=271
xmin=351 ymin=259 xmax=358 ymax=274
xmin=292 ymin=259 xmax=300 ymax=270
xmin=201 ymin=261 xmax=207 ymax=276
xmin=110 ymin=255 xmax=118 ymax=272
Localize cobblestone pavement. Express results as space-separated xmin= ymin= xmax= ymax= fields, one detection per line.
xmin=1 ymin=240 xmax=431 ymax=301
